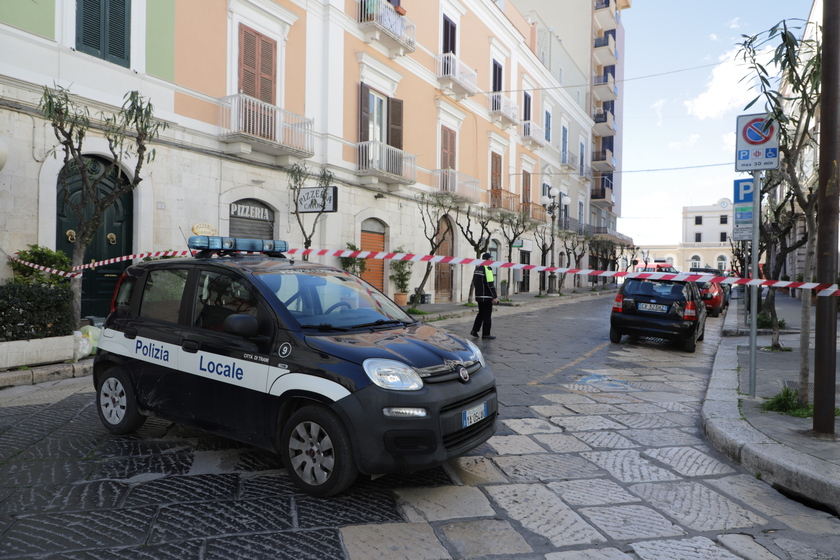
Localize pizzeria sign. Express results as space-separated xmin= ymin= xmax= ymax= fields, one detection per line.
xmin=297 ymin=186 xmax=338 ymax=213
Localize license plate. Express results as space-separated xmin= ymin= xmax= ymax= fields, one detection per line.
xmin=638 ymin=302 xmax=668 ymax=312
xmin=462 ymin=402 xmax=488 ymax=428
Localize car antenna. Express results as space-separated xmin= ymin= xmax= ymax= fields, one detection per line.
xmin=179 ymin=227 xmax=193 ymax=255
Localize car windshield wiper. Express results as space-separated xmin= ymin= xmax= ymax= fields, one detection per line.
xmin=300 ymin=323 xmax=350 ymax=332
xmin=349 ymin=319 xmax=409 ymax=329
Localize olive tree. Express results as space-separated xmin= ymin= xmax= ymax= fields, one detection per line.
xmin=40 ymin=86 xmax=166 ymax=329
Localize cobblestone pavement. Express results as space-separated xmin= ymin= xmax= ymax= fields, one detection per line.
xmin=1 ymin=298 xmax=839 ymax=559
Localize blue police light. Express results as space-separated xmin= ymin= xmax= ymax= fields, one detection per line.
xmin=188 ymin=236 xmax=288 ymax=253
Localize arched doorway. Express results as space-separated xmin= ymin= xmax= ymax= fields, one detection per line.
xmin=360 ymin=218 xmax=386 ymax=291
xmin=434 ymin=216 xmax=454 ymax=302
xmin=55 ymin=156 xmax=133 ymax=318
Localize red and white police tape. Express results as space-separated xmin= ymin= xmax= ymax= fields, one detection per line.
xmin=8 ymin=248 xmax=840 ymax=297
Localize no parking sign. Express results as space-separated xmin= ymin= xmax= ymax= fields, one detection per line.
xmin=735 ymin=114 xmax=779 ymax=171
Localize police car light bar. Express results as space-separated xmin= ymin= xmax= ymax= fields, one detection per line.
xmin=188 ymin=236 xmax=289 ymax=254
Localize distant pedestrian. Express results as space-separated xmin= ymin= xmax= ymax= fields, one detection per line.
xmin=471 ymin=252 xmax=499 ymax=339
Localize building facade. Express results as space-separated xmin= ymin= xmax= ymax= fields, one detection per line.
xmin=0 ymin=0 xmax=632 ymax=316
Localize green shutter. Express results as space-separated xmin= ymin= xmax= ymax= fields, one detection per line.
xmin=76 ymin=0 xmax=130 ymax=68
xmin=105 ymin=0 xmax=130 ymax=68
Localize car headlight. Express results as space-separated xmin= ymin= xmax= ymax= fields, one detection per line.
xmin=363 ymin=358 xmax=423 ymax=391
xmin=464 ymin=339 xmax=486 ymax=369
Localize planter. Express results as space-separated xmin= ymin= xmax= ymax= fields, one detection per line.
xmin=394 ymin=5 xmax=406 ymax=15
xmin=500 ymin=283 xmax=509 ymax=297
xmin=0 ymin=335 xmax=74 ymax=371
xmin=393 ymin=292 xmax=408 ymax=306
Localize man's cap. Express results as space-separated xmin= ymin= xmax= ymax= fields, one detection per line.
xmin=482 ymin=252 xmax=491 ymax=260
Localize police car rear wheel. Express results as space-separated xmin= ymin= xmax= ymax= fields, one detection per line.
xmin=96 ymin=367 xmax=146 ymax=435
xmin=281 ymin=406 xmax=358 ymax=497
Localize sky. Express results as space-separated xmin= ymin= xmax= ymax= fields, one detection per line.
xmin=617 ymin=0 xmax=816 ymax=247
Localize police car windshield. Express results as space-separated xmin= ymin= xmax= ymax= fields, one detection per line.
xmin=254 ymin=268 xmax=415 ymax=331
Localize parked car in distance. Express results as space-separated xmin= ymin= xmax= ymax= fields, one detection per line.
xmin=689 ymin=267 xmax=731 ymax=309
xmin=694 ymin=281 xmax=725 ymax=317
xmin=635 ymin=263 xmax=679 ymax=273
xmin=610 ymin=278 xmax=708 ymax=352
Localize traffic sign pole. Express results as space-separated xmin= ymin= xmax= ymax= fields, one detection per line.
xmin=748 ymin=170 xmax=761 ymax=397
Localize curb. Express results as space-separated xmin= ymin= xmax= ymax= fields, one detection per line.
xmin=0 ymin=358 xmax=94 ymax=390
xmin=702 ymin=313 xmax=840 ymax=515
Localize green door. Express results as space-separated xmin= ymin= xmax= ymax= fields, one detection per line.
xmin=55 ymin=156 xmax=133 ymax=319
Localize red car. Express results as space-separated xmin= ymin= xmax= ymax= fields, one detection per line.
xmin=695 ymin=281 xmax=724 ymax=317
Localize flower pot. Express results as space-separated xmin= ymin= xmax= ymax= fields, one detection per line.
xmin=394 ymin=5 xmax=406 ymax=15
xmin=393 ymin=292 xmax=408 ymax=306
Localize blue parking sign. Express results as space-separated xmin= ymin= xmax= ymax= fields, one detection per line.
xmin=738 ymin=150 xmax=750 ymax=161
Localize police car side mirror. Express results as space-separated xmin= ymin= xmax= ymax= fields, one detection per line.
xmin=223 ymin=314 xmax=259 ymax=338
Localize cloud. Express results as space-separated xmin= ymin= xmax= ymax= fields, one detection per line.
xmin=709 ymin=33 xmax=719 ymax=41
xmin=651 ymin=98 xmax=666 ymax=126
xmin=683 ymin=47 xmax=773 ymax=120
xmin=728 ymin=17 xmax=741 ymax=29
xmin=668 ymin=134 xmax=701 ymax=150
xmin=721 ymin=132 xmax=736 ymax=153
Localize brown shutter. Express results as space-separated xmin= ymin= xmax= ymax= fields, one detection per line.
xmin=360 ymin=231 xmax=385 ymax=291
xmin=491 ymin=152 xmax=502 ymax=190
xmin=441 ymin=126 xmax=456 ymax=169
xmin=239 ymin=25 xmax=275 ymax=103
xmin=387 ymin=97 xmax=403 ymax=149
xmin=522 ymin=171 xmax=531 ymax=203
xmin=359 ymin=83 xmax=370 ymax=142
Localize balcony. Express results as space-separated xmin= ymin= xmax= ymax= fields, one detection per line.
xmin=560 ymin=151 xmax=578 ymax=171
xmin=520 ymin=121 xmax=547 ymax=150
xmin=520 ymin=202 xmax=547 ymax=222
xmin=434 ymin=169 xmax=484 ymax=203
xmin=578 ymin=165 xmax=593 ymax=182
xmin=489 ymin=92 xmax=520 ymax=128
xmin=594 ymin=227 xmax=633 ymax=245
xmin=593 ymin=74 xmax=617 ymax=102
xmin=218 ymin=94 xmax=314 ymax=160
xmin=592 ymin=148 xmax=616 ymax=172
xmin=356 ymin=141 xmax=417 ymax=185
xmin=357 ymin=0 xmax=416 ymax=58
xmin=436 ymin=53 xmax=478 ymax=99
xmin=593 ymin=34 xmax=617 ymax=67
xmin=593 ymin=109 xmax=616 ymax=136
xmin=591 ymin=177 xmax=615 ymax=209
xmin=594 ymin=0 xmax=618 ymax=31
xmin=489 ymin=189 xmax=518 ymax=212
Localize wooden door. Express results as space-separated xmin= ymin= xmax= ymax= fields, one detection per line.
xmin=434 ymin=216 xmax=453 ymax=302
xmin=360 ymin=230 xmax=385 ymax=292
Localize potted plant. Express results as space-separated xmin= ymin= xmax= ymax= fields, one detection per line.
xmin=338 ymin=243 xmax=367 ymax=277
xmin=389 ymin=246 xmax=413 ymax=306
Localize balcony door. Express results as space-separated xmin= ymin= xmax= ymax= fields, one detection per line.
xmin=440 ymin=126 xmax=456 ymax=194
xmin=434 ymin=216 xmax=454 ymax=303
xmin=239 ymin=24 xmax=276 ymax=141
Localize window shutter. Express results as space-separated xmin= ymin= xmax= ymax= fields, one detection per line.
xmin=441 ymin=126 xmax=455 ymax=169
xmin=491 ymin=152 xmax=502 ymax=190
xmin=240 ymin=26 xmax=258 ymax=97
xmin=522 ymin=171 xmax=530 ymax=203
xmin=77 ymin=0 xmax=104 ymax=58
xmin=258 ymin=35 xmax=276 ymax=104
xmin=359 ymin=83 xmax=371 ymax=142
xmin=105 ymin=0 xmax=130 ymax=67
xmin=239 ymin=25 xmax=275 ymax=103
xmin=387 ymin=97 xmax=403 ymax=150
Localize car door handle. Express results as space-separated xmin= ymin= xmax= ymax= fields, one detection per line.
xmin=124 ymin=327 xmax=137 ymax=340
xmin=182 ymin=340 xmax=199 ymax=353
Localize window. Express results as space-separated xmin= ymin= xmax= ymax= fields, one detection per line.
xmin=695 ymin=233 xmax=702 ymax=242
xmin=238 ymin=25 xmax=277 ymax=140
xmin=359 ymin=83 xmax=403 ymax=149
xmin=720 ymin=232 xmax=727 ymax=242
xmin=695 ymin=216 xmax=702 ymax=225
xmin=194 ymin=272 xmax=261 ymax=332
xmin=491 ymin=60 xmax=503 ymax=111
xmin=690 ymin=255 xmax=701 ymax=269
xmin=544 ymin=110 xmax=551 ymax=142
xmin=720 ymin=214 xmax=728 ymax=224
xmin=717 ymin=255 xmax=728 ymax=270
xmin=442 ymin=15 xmax=456 ymax=55
xmin=440 ymin=126 xmax=456 ymax=170
xmin=522 ymin=171 xmax=531 ymax=203
xmin=561 ymin=125 xmax=568 ymax=161
xmin=523 ymin=92 xmax=531 ymax=122
xmin=579 ymin=141 xmax=585 ymax=176
xmin=491 ymin=152 xmax=502 ymax=190
xmin=76 ymin=0 xmax=131 ymax=68
xmin=140 ymin=269 xmax=188 ymax=323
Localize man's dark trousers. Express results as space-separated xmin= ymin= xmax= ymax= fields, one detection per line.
xmin=472 ymin=298 xmax=493 ymax=336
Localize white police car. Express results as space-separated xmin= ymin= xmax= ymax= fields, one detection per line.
xmin=94 ymin=236 xmax=497 ymax=496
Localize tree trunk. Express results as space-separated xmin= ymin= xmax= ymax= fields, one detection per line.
xmin=70 ymin=243 xmax=85 ymax=331
xmin=766 ymin=288 xmax=780 ymax=349
xmin=798 ymin=214 xmax=817 ymax=406
xmin=413 ymin=262 xmax=434 ymax=306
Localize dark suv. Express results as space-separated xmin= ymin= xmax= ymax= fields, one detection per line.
xmin=93 ymin=236 xmax=497 ymax=496
xmin=610 ymin=278 xmax=708 ymax=352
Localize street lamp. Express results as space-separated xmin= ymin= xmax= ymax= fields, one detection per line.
xmin=541 ymin=187 xmax=571 ymax=294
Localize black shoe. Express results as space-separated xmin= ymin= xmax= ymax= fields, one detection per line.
xmin=470 ymin=331 xmax=479 ymax=337
xmin=482 ymin=335 xmax=496 ymax=340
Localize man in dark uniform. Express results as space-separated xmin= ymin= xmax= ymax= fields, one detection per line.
xmin=471 ymin=252 xmax=499 ymax=339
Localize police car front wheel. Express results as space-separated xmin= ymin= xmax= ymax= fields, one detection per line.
xmin=96 ymin=367 xmax=146 ymax=435
xmin=281 ymin=405 xmax=358 ymax=497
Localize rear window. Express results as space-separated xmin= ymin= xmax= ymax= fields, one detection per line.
xmin=139 ymin=269 xmax=189 ymax=323
xmin=624 ymin=280 xmax=686 ymax=300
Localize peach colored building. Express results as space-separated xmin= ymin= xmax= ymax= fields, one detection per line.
xmin=0 ymin=0 xmax=633 ymax=315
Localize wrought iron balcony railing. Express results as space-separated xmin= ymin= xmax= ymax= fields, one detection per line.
xmin=218 ymin=94 xmax=314 ymax=157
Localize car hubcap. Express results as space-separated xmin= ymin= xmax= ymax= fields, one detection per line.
xmin=100 ymin=377 xmax=126 ymax=425
xmin=288 ymin=420 xmax=335 ymax=486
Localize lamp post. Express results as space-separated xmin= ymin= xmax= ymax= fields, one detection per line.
xmin=541 ymin=188 xmax=571 ymax=294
